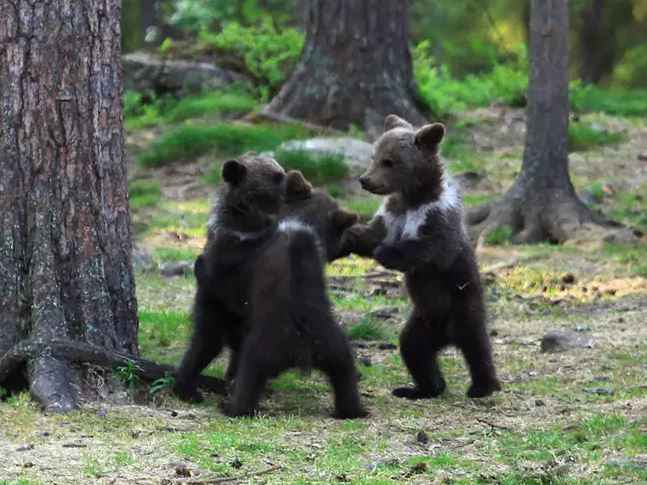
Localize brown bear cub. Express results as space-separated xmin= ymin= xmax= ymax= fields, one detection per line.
xmin=174 ymin=160 xmax=366 ymax=418
xmin=341 ymin=115 xmax=501 ymax=400
xmin=173 ymin=152 xmax=287 ymax=403
xmin=223 ymin=171 xmax=366 ymax=418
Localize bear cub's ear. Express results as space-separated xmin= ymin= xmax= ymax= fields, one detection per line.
xmin=414 ymin=123 xmax=445 ymax=152
xmin=222 ymin=159 xmax=247 ymax=185
xmin=331 ymin=209 xmax=359 ymax=233
xmin=285 ymin=170 xmax=313 ymax=201
xmin=383 ymin=114 xmax=413 ymax=132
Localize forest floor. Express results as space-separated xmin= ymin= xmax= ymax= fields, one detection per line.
xmin=1 ymin=107 xmax=646 ymax=484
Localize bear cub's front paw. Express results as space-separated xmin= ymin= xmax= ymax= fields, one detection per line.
xmin=466 ymin=378 xmax=502 ymax=398
xmin=373 ymin=245 xmax=409 ymax=271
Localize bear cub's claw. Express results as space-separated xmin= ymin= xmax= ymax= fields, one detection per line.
xmin=466 ymin=378 xmax=502 ymax=398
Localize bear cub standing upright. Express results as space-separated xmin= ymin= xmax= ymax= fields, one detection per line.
xmin=342 ymin=114 xmax=501 ymax=399
xmin=173 ymin=152 xmax=287 ymax=403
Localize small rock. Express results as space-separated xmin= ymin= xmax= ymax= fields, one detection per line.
xmin=95 ymin=409 xmax=107 ymax=418
xmin=561 ymin=273 xmax=576 ymax=284
xmin=335 ymin=474 xmax=351 ymax=483
xmin=604 ymin=289 xmax=617 ymax=296
xmin=368 ymin=306 xmax=399 ymax=320
xmin=359 ymin=356 xmax=372 ymax=367
xmin=34 ymin=431 xmax=50 ymax=437
xmin=637 ymin=153 xmax=647 ymax=161
xmin=535 ymin=399 xmax=546 ymax=407
xmin=606 ymin=457 xmax=647 ymax=470
xmin=230 ymin=457 xmax=243 ymax=469
xmin=573 ymin=324 xmax=591 ymax=333
xmin=489 ymin=329 xmax=498 ymax=337
xmin=408 ymin=462 xmax=428 ymax=475
xmin=14 ymin=444 xmax=34 ymax=452
xmin=159 ymin=261 xmax=193 ymax=277
xmin=584 ymin=387 xmax=614 ymax=395
xmin=23 ymin=462 xmax=34 ymax=468
xmin=416 ymin=431 xmax=429 ymax=445
xmin=540 ymin=330 xmax=595 ymax=353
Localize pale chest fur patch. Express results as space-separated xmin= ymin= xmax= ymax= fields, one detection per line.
xmin=376 ymin=176 xmax=461 ymax=244
xmin=278 ymin=218 xmax=326 ymax=262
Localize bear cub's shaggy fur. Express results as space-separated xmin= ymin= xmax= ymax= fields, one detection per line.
xmin=342 ymin=115 xmax=501 ymax=399
xmin=173 ymin=152 xmax=287 ymax=403
xmin=174 ymin=157 xmax=365 ymax=418
xmin=224 ymin=171 xmax=366 ymax=418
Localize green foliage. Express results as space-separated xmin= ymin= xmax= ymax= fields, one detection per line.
xmin=197 ymin=22 xmax=304 ymax=95
xmin=485 ymin=225 xmax=515 ymax=246
xmin=137 ymin=122 xmax=310 ymax=168
xmin=612 ymin=44 xmax=647 ymax=89
xmin=568 ymin=123 xmax=625 ymax=152
xmin=414 ymin=41 xmax=528 ymax=117
xmin=325 ymin=185 xmax=346 ymax=199
xmin=129 ymin=180 xmax=161 ymax=210
xmin=149 ymin=376 xmax=175 ymax=395
xmin=114 ymin=359 xmax=143 ymax=395
xmin=165 ymin=91 xmax=258 ymax=123
xmin=346 ymin=319 xmax=389 ymax=341
xmin=571 ymin=83 xmax=647 ymax=117
xmin=0 ymin=387 xmax=7 ymax=400
xmin=154 ymin=247 xmax=199 ymax=262
xmin=124 ymin=89 xmax=258 ymax=132
xmin=139 ymin=309 xmax=189 ymax=348
xmin=343 ymin=198 xmax=382 ymax=223
xmin=274 ymin=149 xmax=349 ymax=186
xmin=167 ymin=0 xmax=301 ymax=33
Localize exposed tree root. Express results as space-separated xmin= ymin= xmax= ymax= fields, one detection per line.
xmin=466 ymin=186 xmax=629 ymax=246
xmin=0 ymin=339 xmax=227 ymax=410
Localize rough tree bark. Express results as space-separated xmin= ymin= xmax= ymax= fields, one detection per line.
xmin=265 ymin=0 xmax=428 ymax=133
xmin=467 ymin=0 xmax=613 ymax=244
xmin=0 ymin=1 xmax=225 ymax=410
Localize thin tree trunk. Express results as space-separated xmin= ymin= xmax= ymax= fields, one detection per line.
xmin=577 ymin=0 xmax=615 ymax=84
xmin=266 ymin=0 xmax=428 ymax=133
xmin=467 ymin=0 xmax=615 ymax=244
xmin=0 ymin=0 xmax=138 ymax=411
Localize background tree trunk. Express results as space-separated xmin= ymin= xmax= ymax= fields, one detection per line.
xmin=577 ymin=0 xmax=615 ymax=84
xmin=467 ymin=0 xmax=613 ymax=244
xmin=265 ymin=0 xmax=428 ymax=133
xmin=0 ymin=0 xmax=138 ymax=411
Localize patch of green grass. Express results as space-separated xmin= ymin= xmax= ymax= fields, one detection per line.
xmin=138 ymin=309 xmax=190 ymax=349
xmin=569 ymin=123 xmax=625 ymax=152
xmin=137 ymin=122 xmax=310 ymax=168
xmin=83 ymin=455 xmax=106 ymax=479
xmin=325 ymin=184 xmax=346 ymax=199
xmin=274 ymin=149 xmax=349 ymax=186
xmin=602 ymin=243 xmax=647 ymax=277
xmin=129 ymin=179 xmax=162 ymax=210
xmin=114 ymin=452 xmax=133 ymax=467
xmin=165 ymin=91 xmax=258 ymax=123
xmin=463 ymin=193 xmax=496 ymax=208
xmin=154 ymin=247 xmax=199 ymax=262
xmin=484 ymin=225 xmax=515 ymax=246
xmin=346 ymin=319 xmax=390 ymax=341
xmin=343 ymin=197 xmax=382 ymax=222
xmin=571 ymin=83 xmax=647 ymax=117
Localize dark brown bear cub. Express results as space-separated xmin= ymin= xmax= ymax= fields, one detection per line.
xmin=342 ymin=114 xmax=501 ymax=399
xmin=223 ymin=170 xmax=366 ymax=418
xmin=173 ymin=152 xmax=286 ymax=403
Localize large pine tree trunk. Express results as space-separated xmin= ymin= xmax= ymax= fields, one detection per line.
xmin=467 ymin=0 xmax=613 ymax=244
xmin=0 ymin=0 xmax=138 ymax=411
xmin=266 ymin=0 xmax=428 ymax=133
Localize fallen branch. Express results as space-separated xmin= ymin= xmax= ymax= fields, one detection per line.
xmin=0 ymin=338 xmax=226 ymax=394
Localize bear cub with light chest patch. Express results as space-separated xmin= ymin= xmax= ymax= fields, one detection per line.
xmin=174 ymin=156 xmax=365 ymax=418
xmin=223 ymin=170 xmax=366 ymax=418
xmin=342 ymin=115 xmax=501 ymax=399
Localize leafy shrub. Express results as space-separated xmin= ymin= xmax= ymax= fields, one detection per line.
xmin=414 ymin=41 xmax=528 ymax=117
xmin=137 ymin=122 xmax=310 ymax=168
xmin=346 ymin=319 xmax=389 ymax=341
xmin=274 ymin=149 xmax=349 ymax=186
xmin=197 ymin=22 xmax=304 ymax=96
xmin=570 ymin=83 xmax=647 ymax=117
xmin=165 ymin=91 xmax=258 ymax=122
xmin=611 ymin=44 xmax=647 ymax=89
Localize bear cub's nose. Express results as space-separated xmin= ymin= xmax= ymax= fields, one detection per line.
xmin=358 ymin=176 xmax=369 ymax=188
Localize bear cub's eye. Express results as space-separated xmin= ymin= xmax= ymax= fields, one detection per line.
xmin=382 ymin=158 xmax=395 ymax=168
xmin=272 ymin=172 xmax=285 ymax=185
